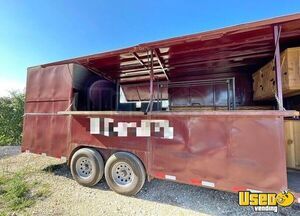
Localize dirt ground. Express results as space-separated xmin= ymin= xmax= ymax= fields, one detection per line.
xmin=0 ymin=147 xmax=299 ymax=216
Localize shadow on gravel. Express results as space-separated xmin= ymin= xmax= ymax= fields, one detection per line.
xmin=43 ymin=162 xmax=300 ymax=215
xmin=43 ymin=163 xmax=71 ymax=178
xmin=42 ymin=162 xmax=110 ymax=191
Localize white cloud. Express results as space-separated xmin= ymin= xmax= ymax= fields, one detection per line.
xmin=0 ymin=78 xmax=25 ymax=97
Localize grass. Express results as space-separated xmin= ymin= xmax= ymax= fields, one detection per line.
xmin=0 ymin=172 xmax=50 ymax=215
xmin=35 ymin=182 xmax=51 ymax=198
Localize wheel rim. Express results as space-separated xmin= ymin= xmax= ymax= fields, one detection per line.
xmin=111 ymin=162 xmax=134 ymax=186
xmin=75 ymin=157 xmax=93 ymax=178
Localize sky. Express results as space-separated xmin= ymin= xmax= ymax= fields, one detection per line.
xmin=0 ymin=1 xmax=300 ymax=96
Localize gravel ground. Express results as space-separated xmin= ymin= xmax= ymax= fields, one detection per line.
xmin=0 ymin=146 xmax=21 ymax=159
xmin=0 ymin=149 xmax=299 ymax=215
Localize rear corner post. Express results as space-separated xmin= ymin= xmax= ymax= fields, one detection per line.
xmin=146 ymin=49 xmax=154 ymax=113
xmin=273 ymin=25 xmax=284 ymax=110
xmin=116 ymin=79 xmax=119 ymax=111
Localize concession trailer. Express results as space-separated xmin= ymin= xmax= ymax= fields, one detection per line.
xmin=22 ymin=14 xmax=300 ymax=201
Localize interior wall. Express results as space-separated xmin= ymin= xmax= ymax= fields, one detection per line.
xmin=72 ymin=64 xmax=116 ymax=111
xmin=169 ymin=72 xmax=262 ymax=108
xmin=119 ymin=71 xmax=278 ymax=110
xmin=285 ymin=95 xmax=300 ymax=111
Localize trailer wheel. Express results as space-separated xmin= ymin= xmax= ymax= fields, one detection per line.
xmin=70 ymin=148 xmax=104 ymax=187
xmin=105 ymin=152 xmax=145 ymax=196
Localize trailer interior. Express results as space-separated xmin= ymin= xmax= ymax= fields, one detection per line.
xmin=30 ymin=14 xmax=300 ymax=196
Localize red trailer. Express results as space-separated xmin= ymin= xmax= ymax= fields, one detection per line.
xmin=22 ymin=14 xmax=300 ymax=204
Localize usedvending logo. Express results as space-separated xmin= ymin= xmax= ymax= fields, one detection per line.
xmin=90 ymin=117 xmax=174 ymax=139
xmin=239 ymin=191 xmax=295 ymax=213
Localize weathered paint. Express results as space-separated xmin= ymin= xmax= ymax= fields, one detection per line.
xmin=21 ymin=64 xmax=297 ymax=194
xmin=21 ymin=14 xmax=300 ymax=199
xmin=23 ymin=110 xmax=292 ymax=194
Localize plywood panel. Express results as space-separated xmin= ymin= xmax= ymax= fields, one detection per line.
xmin=285 ymin=121 xmax=296 ymax=168
xmin=284 ymin=120 xmax=300 ymax=169
xmin=253 ymin=47 xmax=300 ymax=100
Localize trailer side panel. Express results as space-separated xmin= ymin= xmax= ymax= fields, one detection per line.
xmin=67 ymin=112 xmax=287 ymax=193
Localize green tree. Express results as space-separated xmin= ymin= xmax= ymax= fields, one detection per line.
xmin=0 ymin=91 xmax=25 ymax=145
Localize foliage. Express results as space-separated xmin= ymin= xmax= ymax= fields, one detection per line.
xmin=0 ymin=172 xmax=50 ymax=215
xmin=0 ymin=91 xmax=25 ymax=145
xmin=0 ymin=173 xmax=33 ymax=215
xmin=2 ymin=174 xmax=33 ymax=210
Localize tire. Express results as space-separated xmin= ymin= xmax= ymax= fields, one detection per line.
xmin=105 ymin=152 xmax=146 ymax=196
xmin=70 ymin=148 xmax=104 ymax=187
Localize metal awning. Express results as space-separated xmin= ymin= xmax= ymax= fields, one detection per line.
xmin=40 ymin=13 xmax=300 ymax=84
